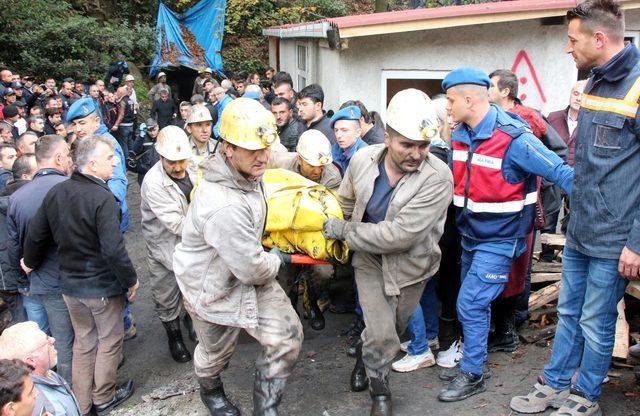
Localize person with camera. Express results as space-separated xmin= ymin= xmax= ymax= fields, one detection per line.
xmin=129 ymin=118 xmax=160 ymax=186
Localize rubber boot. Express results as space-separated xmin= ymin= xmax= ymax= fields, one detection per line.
xmin=539 ymin=243 xmax=555 ymax=263
xmin=369 ymin=377 xmax=392 ymax=416
xmin=253 ymin=371 xmax=287 ymax=416
xmin=487 ymin=312 xmax=519 ymax=353
xmin=162 ymin=319 xmax=191 ymax=363
xmin=306 ymin=274 xmax=325 ymax=330
xmin=351 ymin=341 xmax=368 ymax=392
xmin=183 ymin=313 xmax=197 ymax=342
xmin=198 ymin=377 xmax=240 ymax=416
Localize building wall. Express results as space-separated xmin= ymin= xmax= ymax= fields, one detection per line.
xmin=274 ymin=10 xmax=640 ymax=119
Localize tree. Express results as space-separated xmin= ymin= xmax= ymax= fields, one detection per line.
xmin=0 ymin=0 xmax=155 ymax=81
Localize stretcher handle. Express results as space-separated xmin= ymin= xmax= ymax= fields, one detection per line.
xmin=282 ymin=253 xmax=331 ymax=265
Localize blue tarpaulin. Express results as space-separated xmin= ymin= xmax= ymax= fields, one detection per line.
xmin=150 ymin=0 xmax=226 ymax=76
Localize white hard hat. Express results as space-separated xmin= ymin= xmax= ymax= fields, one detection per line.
xmin=155 ymin=126 xmax=192 ymax=161
xmin=386 ymin=88 xmax=440 ymax=142
xmin=125 ymin=75 xmax=135 ymax=82
xmin=186 ymin=105 xmax=212 ymax=124
xmin=158 ymin=71 xmax=166 ymax=78
xmin=204 ymin=67 xmax=212 ymax=73
xmin=296 ymin=130 xmax=333 ymax=167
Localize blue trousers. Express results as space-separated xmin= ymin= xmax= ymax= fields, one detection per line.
xmin=543 ymin=246 xmax=628 ymax=401
xmin=457 ymin=249 xmax=512 ymax=375
xmin=23 ymin=293 xmax=50 ymax=335
xmin=406 ymin=277 xmax=439 ymax=355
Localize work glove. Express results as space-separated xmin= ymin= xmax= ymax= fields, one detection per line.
xmin=323 ymin=218 xmax=347 ymax=240
xmin=269 ymin=246 xmax=288 ymax=266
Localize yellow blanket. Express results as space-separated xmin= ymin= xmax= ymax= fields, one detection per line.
xmin=262 ymin=169 xmax=349 ymax=263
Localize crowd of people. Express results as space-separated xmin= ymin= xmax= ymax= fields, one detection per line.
xmin=0 ymin=1 xmax=639 ymax=415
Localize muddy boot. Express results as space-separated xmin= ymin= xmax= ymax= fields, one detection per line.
xmin=369 ymin=377 xmax=392 ymax=416
xmin=540 ymin=243 xmax=556 ymax=263
xmin=488 ymin=313 xmax=519 ymax=353
xmin=183 ymin=314 xmax=197 ymax=342
xmin=162 ymin=319 xmax=191 ymax=363
xmin=351 ymin=341 xmax=369 ymax=392
xmin=253 ymin=371 xmax=287 ymax=416
xmin=306 ymin=280 xmax=325 ymax=331
xmin=198 ymin=377 xmax=240 ymax=416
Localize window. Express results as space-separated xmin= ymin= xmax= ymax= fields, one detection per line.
xmin=380 ymin=70 xmax=449 ymax=122
xmin=296 ymin=44 xmax=308 ymax=90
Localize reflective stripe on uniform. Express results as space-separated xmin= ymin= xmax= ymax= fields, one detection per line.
xmin=453 ymin=191 xmax=537 ymax=213
xmin=581 ymin=75 xmax=640 ymax=118
xmin=452 ymin=149 xmax=502 ymax=170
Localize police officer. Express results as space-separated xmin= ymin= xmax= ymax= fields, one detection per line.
xmin=323 ymin=89 xmax=453 ymax=415
xmin=65 ymin=97 xmax=129 ymax=232
xmin=173 ymin=98 xmax=302 ymax=416
xmin=437 ymin=67 xmax=573 ymax=402
xmin=140 ymin=126 xmax=194 ymax=363
xmin=268 ymin=129 xmax=341 ymax=190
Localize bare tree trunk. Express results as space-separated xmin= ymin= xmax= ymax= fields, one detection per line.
xmin=375 ymin=0 xmax=387 ymax=12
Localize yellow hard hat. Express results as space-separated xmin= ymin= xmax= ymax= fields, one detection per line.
xmin=296 ymin=130 xmax=332 ymax=167
xmin=386 ymin=89 xmax=440 ymax=142
xmin=155 ymin=126 xmax=192 ymax=161
xmin=219 ymin=98 xmax=278 ymax=150
xmin=186 ymin=105 xmax=212 ymax=124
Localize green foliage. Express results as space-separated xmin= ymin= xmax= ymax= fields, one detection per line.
xmin=0 ymin=0 xmax=155 ymax=82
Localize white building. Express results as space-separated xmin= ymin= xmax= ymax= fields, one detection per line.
xmin=263 ymin=0 xmax=640 ymax=119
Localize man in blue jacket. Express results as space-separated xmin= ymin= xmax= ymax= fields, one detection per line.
xmin=512 ymin=2 xmax=640 ymax=415
xmin=66 ymin=97 xmax=129 ymax=232
xmin=438 ymin=67 xmax=573 ymax=403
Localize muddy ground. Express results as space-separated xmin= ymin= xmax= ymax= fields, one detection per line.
xmin=112 ymin=175 xmax=640 ymax=416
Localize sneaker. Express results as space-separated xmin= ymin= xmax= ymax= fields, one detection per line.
xmin=392 ymin=350 xmax=435 ymax=373
xmin=400 ymin=338 xmax=439 ymax=353
xmin=437 ymin=340 xmax=462 ymax=368
xmin=549 ymin=392 xmax=602 ymax=416
xmin=510 ymin=380 xmax=570 ymax=413
xmin=123 ymin=325 xmax=137 ymax=341
xmin=428 ymin=337 xmax=440 ymax=350
xmin=439 ymin=363 xmax=492 ymax=381
xmin=437 ymin=371 xmax=485 ymax=402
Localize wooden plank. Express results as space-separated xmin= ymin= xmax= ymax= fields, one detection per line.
xmin=529 ymin=306 xmax=557 ymax=322
xmin=532 ymin=262 xmax=563 ymax=273
xmin=626 ymin=281 xmax=640 ymax=300
xmin=539 ymin=233 xmax=566 ymax=249
xmin=531 ymin=273 xmax=561 ymax=284
xmin=613 ymin=299 xmax=629 ymax=360
xmin=529 ymin=281 xmax=561 ymax=311
xmin=519 ymin=324 xmax=557 ymax=344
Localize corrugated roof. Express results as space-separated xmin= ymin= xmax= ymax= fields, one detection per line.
xmin=263 ymin=0 xmax=640 ymax=39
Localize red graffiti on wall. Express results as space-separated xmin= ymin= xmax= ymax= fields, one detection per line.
xmin=511 ymin=50 xmax=547 ymax=104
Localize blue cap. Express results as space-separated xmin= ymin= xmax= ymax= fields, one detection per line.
xmin=66 ymin=97 xmax=96 ymax=123
xmin=441 ymin=67 xmax=492 ymax=91
xmin=330 ymin=105 xmax=361 ymax=129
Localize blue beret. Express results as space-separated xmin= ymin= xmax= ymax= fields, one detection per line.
xmin=442 ymin=67 xmax=492 ymax=91
xmin=330 ymin=105 xmax=361 ymax=129
xmin=66 ymin=97 xmax=97 ymax=123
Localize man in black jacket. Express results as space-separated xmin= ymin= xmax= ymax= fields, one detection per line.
xmin=271 ymin=97 xmax=305 ymax=151
xmin=22 ymin=135 xmax=138 ymax=416
xmin=8 ymin=136 xmax=73 ymax=384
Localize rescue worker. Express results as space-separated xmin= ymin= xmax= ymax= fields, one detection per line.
xmin=140 ymin=126 xmax=195 ymax=363
xmin=323 ymin=89 xmax=453 ymax=415
xmin=185 ymin=105 xmax=215 ymax=175
xmin=173 ymin=98 xmax=303 ymax=416
xmin=330 ymin=105 xmax=368 ymax=174
xmin=268 ymin=129 xmax=341 ymax=191
xmin=437 ymin=67 xmax=573 ymax=402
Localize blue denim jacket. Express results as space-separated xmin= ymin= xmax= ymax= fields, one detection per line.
xmin=568 ymin=44 xmax=640 ymax=259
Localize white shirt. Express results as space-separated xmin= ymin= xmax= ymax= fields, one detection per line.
xmin=15 ymin=118 xmax=26 ymax=135
xmin=567 ymin=112 xmax=578 ymax=137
